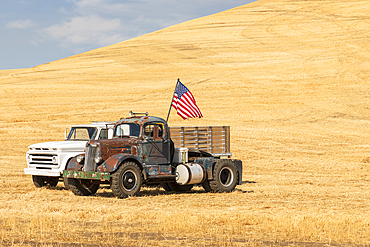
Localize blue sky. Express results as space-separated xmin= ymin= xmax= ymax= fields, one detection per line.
xmin=0 ymin=0 xmax=255 ymax=70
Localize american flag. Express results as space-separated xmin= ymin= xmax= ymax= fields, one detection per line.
xmin=171 ymin=80 xmax=203 ymax=120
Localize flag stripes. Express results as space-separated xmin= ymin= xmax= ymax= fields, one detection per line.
xmin=171 ymin=80 xmax=203 ymax=120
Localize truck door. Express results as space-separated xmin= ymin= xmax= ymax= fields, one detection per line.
xmin=142 ymin=122 xmax=170 ymax=166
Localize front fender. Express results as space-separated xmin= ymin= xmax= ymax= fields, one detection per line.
xmin=96 ymin=153 xmax=142 ymax=173
xmin=65 ymin=154 xmax=84 ymax=171
xmin=61 ymin=152 xmax=84 ymax=170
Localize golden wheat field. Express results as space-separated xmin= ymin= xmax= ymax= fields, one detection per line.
xmin=1 ymin=0 xmax=370 ymax=246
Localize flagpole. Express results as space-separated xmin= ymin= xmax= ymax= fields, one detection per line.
xmin=166 ymin=78 xmax=180 ymax=122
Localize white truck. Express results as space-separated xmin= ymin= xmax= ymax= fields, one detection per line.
xmin=24 ymin=122 xmax=114 ymax=188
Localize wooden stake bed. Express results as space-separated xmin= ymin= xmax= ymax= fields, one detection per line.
xmin=169 ymin=126 xmax=230 ymax=155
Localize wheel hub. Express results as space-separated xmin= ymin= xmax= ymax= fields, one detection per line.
xmin=122 ymin=170 xmax=137 ymax=191
xmin=219 ymin=167 xmax=234 ymax=187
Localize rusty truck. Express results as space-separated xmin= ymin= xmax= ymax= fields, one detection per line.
xmin=63 ymin=112 xmax=242 ymax=198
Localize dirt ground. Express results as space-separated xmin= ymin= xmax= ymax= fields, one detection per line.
xmin=1 ymin=0 xmax=370 ymax=246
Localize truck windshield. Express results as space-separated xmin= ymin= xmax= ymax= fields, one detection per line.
xmin=67 ymin=127 xmax=97 ymax=141
xmin=114 ymin=123 xmax=140 ymax=138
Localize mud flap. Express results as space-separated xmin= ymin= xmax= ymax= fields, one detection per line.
xmin=232 ymin=159 xmax=243 ymax=185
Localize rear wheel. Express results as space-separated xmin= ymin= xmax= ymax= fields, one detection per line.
xmin=208 ymin=159 xmax=238 ymax=192
xmin=111 ymin=161 xmax=142 ymax=198
xmin=201 ymin=180 xmax=212 ymax=192
xmin=68 ymin=178 xmax=100 ymax=196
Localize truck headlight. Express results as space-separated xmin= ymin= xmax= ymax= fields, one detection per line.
xmin=76 ymin=155 xmax=84 ymax=163
xmin=95 ymin=156 xmax=103 ymax=164
xmin=52 ymin=156 xmax=58 ymax=164
xmin=95 ymin=143 xmax=103 ymax=164
xmin=26 ymin=154 xmax=32 ymax=162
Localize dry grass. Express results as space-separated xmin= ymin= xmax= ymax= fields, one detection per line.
xmin=1 ymin=0 xmax=370 ymax=246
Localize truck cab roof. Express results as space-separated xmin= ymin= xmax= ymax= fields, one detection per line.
xmin=115 ymin=116 xmax=167 ymax=126
xmin=71 ymin=121 xmax=116 ymax=128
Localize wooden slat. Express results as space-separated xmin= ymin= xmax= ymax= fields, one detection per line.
xmin=169 ymin=126 xmax=230 ymax=153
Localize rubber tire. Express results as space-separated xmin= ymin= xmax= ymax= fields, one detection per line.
xmin=168 ymin=182 xmax=194 ymax=192
xmin=208 ymin=159 xmax=238 ymax=193
xmin=63 ymin=159 xmax=72 ymax=190
xmin=48 ymin=177 xmax=59 ymax=187
xmin=160 ymin=183 xmax=173 ymax=192
xmin=63 ymin=176 xmax=70 ymax=190
xmin=201 ymin=180 xmax=212 ymax=192
xmin=111 ymin=161 xmax=142 ymax=198
xmin=32 ymin=175 xmax=47 ymax=188
xmin=68 ymin=178 xmax=100 ymax=196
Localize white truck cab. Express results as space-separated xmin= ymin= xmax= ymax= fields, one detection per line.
xmin=24 ymin=122 xmax=115 ymax=188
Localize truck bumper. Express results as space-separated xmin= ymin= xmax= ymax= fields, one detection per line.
xmin=63 ymin=170 xmax=110 ymax=180
xmin=24 ymin=168 xmax=61 ymax=177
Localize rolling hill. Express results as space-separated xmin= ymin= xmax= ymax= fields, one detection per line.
xmin=1 ymin=0 xmax=370 ymax=245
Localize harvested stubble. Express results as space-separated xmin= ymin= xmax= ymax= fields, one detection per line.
xmin=1 ymin=0 xmax=370 ymax=246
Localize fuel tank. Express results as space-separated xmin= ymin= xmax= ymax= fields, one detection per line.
xmin=175 ymin=163 xmax=206 ymax=185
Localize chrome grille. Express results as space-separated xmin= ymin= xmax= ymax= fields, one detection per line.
xmin=84 ymin=144 xmax=97 ymax=172
xmin=28 ymin=153 xmax=57 ymax=166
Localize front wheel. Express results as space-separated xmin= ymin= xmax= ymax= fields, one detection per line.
xmin=111 ymin=161 xmax=142 ymax=198
xmin=32 ymin=175 xmax=47 ymax=188
xmin=48 ymin=177 xmax=59 ymax=187
xmin=63 ymin=176 xmax=70 ymax=190
xmin=208 ymin=159 xmax=238 ymax=193
xmin=32 ymin=176 xmax=59 ymax=188
xmin=68 ymin=178 xmax=100 ymax=196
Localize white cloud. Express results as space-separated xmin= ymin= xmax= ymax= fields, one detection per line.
xmin=44 ymin=15 xmax=124 ymax=46
xmin=6 ymin=19 xmax=34 ymax=29
xmin=41 ymin=0 xmax=255 ymax=56
xmin=72 ymin=0 xmax=129 ymax=14
xmin=74 ymin=0 xmax=105 ymax=8
xmin=43 ymin=0 xmax=221 ymax=49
